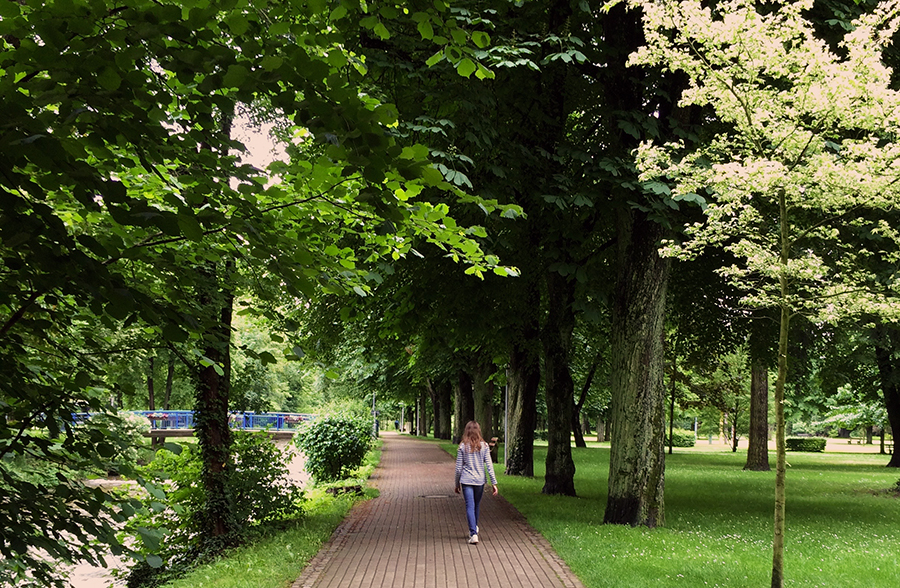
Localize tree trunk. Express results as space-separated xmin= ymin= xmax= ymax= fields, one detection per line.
xmin=148 ymin=356 xmax=156 ymax=410
xmin=604 ymin=208 xmax=669 ymax=527
xmin=542 ymin=270 xmax=577 ymax=496
xmin=434 ymin=379 xmax=452 ymax=440
xmin=597 ymin=419 xmax=606 ymax=442
xmin=572 ymin=351 xmax=601 ymax=449
xmin=472 ymin=356 xmax=495 ymax=441
xmin=731 ymin=404 xmax=740 ymax=453
xmin=745 ymin=353 xmax=771 ymax=471
xmin=772 ymin=301 xmax=790 ymax=588
xmin=427 ymin=379 xmax=441 ymax=438
xmin=505 ymin=330 xmax=540 ymax=476
xmin=771 ymin=188 xmax=791 ymax=588
xmin=452 ymin=370 xmax=474 ymax=443
xmin=164 ymin=351 xmax=175 ymax=410
xmin=417 ymin=391 xmax=430 ymax=437
xmin=192 ymin=105 xmax=238 ymax=543
xmin=668 ymin=350 xmax=677 ymax=455
xmin=873 ymin=323 xmax=900 ymax=467
xmin=194 ymin=267 xmax=237 ymax=541
xmin=148 ymin=356 xmax=163 ymax=447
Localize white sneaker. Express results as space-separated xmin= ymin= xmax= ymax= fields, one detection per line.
xmin=468 ymin=533 xmax=479 ymax=545
xmin=476 ymin=526 xmax=479 ymax=533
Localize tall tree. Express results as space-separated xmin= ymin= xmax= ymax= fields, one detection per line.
xmin=632 ymin=1 xmax=900 ymax=583
xmin=0 ymin=0 xmax=512 ymax=582
xmin=874 ymin=323 xmax=900 ymax=466
xmin=599 ymin=0 xmax=694 ymax=527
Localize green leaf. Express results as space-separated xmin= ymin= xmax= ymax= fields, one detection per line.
xmin=163 ymin=442 xmax=183 ymax=455
xmin=417 ymin=20 xmax=434 ymax=40
xmin=97 ymin=67 xmax=121 ymax=92
xmin=0 ymin=1 xmax=20 ymax=17
xmin=643 ymin=181 xmax=671 ymax=196
xmin=177 ymin=213 xmax=204 ymax=241
xmin=472 ymin=31 xmax=491 ymax=48
xmin=373 ymin=21 xmax=390 ymax=40
xmin=474 ymin=63 xmax=494 ymax=80
xmin=97 ymin=442 xmax=116 ymax=458
xmin=425 ymin=51 xmax=444 ymax=67
xmin=260 ymin=55 xmax=283 ymax=71
xmin=226 ymin=14 xmax=250 ymax=36
xmin=456 ymin=58 xmax=477 ymax=78
xmin=223 ymin=65 xmax=249 ymax=89
xmin=162 ymin=324 xmax=188 ymax=343
xmin=270 ymin=22 xmax=290 ymax=35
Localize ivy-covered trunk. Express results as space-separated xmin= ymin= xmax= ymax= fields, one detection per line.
xmin=541 ymin=270 xmax=577 ymax=496
xmin=874 ymin=323 xmax=900 ymax=468
xmin=604 ymin=209 xmax=669 ymax=527
xmin=194 ymin=265 xmax=237 ymax=541
xmin=744 ymin=353 xmax=771 ymax=471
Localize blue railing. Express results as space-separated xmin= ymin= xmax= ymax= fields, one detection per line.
xmin=227 ymin=412 xmax=316 ymax=430
xmin=74 ymin=411 xmax=316 ymax=431
xmin=133 ymin=410 xmax=194 ymax=429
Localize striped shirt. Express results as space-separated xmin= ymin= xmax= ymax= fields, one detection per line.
xmin=455 ymin=441 xmax=497 ymax=487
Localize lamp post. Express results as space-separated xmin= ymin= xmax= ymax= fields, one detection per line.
xmin=372 ymin=392 xmax=378 ymax=438
xmin=504 ymin=367 xmax=508 ymax=466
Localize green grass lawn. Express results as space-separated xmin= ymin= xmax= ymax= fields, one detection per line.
xmin=491 ymin=443 xmax=900 ymax=588
xmin=155 ymin=489 xmax=356 ymax=588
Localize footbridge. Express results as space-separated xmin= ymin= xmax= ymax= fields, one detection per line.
xmin=75 ymin=410 xmax=316 ymax=440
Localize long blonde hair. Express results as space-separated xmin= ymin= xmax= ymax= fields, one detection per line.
xmin=461 ymin=421 xmax=484 ymax=453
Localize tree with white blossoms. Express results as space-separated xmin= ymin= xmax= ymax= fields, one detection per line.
xmin=628 ymin=0 xmax=900 ymax=586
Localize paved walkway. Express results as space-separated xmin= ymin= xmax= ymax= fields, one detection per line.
xmin=292 ymin=432 xmax=584 ymax=588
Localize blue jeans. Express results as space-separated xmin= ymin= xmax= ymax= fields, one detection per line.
xmin=461 ymin=484 xmax=484 ymax=536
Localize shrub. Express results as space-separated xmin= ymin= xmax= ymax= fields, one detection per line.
xmin=83 ymin=410 xmax=152 ymax=475
xmin=666 ymin=429 xmax=697 ymax=447
xmin=230 ymin=432 xmax=304 ymax=525
xmin=122 ymin=432 xmax=303 ymax=586
xmin=295 ymin=415 xmax=372 ymax=483
xmin=786 ymin=437 xmax=827 ymax=452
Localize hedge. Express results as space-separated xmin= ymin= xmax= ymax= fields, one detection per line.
xmin=786 ymin=437 xmax=827 ymax=452
xmin=665 ymin=429 xmax=697 ymax=448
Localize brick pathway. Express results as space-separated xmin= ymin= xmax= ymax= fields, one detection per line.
xmin=292 ymin=432 xmax=584 ymax=588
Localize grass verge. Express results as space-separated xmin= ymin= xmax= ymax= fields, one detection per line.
xmin=444 ymin=441 xmax=900 ymax=588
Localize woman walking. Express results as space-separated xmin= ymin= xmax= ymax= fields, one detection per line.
xmin=454 ymin=421 xmax=498 ymax=545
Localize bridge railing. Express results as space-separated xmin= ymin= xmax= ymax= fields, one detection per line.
xmin=133 ymin=410 xmax=194 ymax=429
xmin=73 ymin=411 xmax=316 ymax=431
